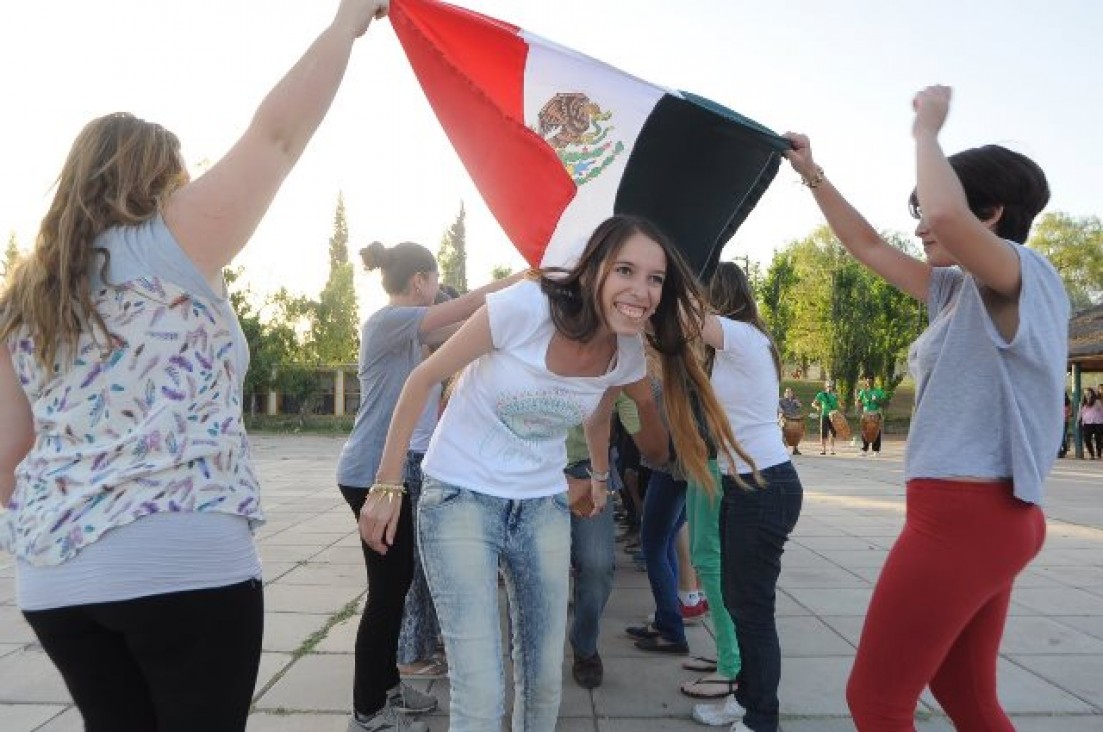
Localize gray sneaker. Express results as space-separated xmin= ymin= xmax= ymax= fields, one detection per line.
xmin=347 ymin=702 xmax=429 ymax=732
xmin=388 ymin=681 xmax=438 ymax=714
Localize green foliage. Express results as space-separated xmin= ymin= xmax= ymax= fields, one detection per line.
xmin=306 ymin=194 xmax=360 ymax=365
xmin=489 ymin=264 xmax=514 ymax=281
xmin=225 ymin=270 xmax=317 ymax=415
xmin=757 ymin=250 xmax=799 ymax=364
xmin=1029 ymin=212 xmax=1103 ymax=311
xmin=766 ymin=226 xmax=926 ymax=402
xmin=438 ymin=202 xmax=468 ymax=293
xmin=2 ymin=232 xmax=19 ymax=281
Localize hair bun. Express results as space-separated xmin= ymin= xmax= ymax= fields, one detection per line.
xmin=359 ymin=241 xmax=389 ymax=271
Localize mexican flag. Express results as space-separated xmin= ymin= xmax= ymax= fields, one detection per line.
xmin=390 ymin=0 xmax=789 ymax=276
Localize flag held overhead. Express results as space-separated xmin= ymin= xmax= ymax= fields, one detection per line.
xmin=390 ymin=0 xmax=790 ymax=276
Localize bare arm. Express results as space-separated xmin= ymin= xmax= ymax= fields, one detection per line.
xmin=582 ymin=388 xmax=618 ymax=517
xmin=0 ymin=350 xmax=34 ymax=505
xmin=419 ymin=270 xmax=526 ymax=336
xmin=164 ymin=0 xmax=390 ymax=281
xmin=623 ymin=376 xmax=670 ymax=465
xmin=784 ymin=133 xmax=931 ymax=302
xmin=912 ymin=86 xmax=1021 ymax=298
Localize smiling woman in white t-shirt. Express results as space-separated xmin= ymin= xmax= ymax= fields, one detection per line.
xmin=359 ymin=214 xmax=755 ymax=732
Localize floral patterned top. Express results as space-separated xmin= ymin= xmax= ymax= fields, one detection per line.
xmin=2 ymin=270 xmax=263 ymax=567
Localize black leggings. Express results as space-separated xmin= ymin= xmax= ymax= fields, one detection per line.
xmin=23 ymin=579 xmax=262 ymax=732
xmin=340 ymin=485 xmax=415 ymax=716
xmin=1083 ymin=423 xmax=1103 ymax=458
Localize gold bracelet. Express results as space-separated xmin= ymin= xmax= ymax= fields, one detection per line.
xmin=369 ymin=482 xmax=407 ymax=503
xmin=801 ymin=165 xmax=825 ymax=189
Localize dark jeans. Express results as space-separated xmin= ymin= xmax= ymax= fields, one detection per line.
xmin=639 ymin=470 xmax=687 ymax=643
xmin=23 ymin=579 xmax=262 ymax=732
xmin=720 ymin=461 xmax=803 ymax=732
xmin=340 ymin=484 xmax=415 ymax=716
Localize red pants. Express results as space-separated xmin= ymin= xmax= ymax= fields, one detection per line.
xmin=847 ymin=479 xmax=1045 ymax=731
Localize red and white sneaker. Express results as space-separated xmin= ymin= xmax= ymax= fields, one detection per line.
xmin=680 ymin=598 xmax=710 ymax=621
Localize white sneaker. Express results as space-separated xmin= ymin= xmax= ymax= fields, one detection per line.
xmin=692 ymin=694 xmax=745 ymax=726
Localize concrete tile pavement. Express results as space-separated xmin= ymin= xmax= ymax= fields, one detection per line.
xmin=1 ymin=434 xmax=1101 ymax=730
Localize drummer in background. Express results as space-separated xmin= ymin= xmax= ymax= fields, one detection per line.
xmin=778 ymin=388 xmax=804 ymax=455
xmin=811 ymin=380 xmax=840 ymax=456
xmin=856 ymin=376 xmax=887 ymax=457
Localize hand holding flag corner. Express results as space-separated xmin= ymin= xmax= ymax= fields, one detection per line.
xmin=390 ymin=0 xmax=790 ymax=276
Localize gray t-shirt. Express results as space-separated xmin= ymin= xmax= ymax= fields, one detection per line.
xmin=336 ymin=306 xmax=428 ymax=487
xmin=904 ymin=244 xmax=1069 ymax=504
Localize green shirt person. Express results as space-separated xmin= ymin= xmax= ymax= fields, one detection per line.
xmin=811 ymin=380 xmax=840 ymax=454
xmin=857 ymin=386 xmax=887 ymax=414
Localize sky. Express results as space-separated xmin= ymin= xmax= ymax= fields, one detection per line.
xmin=2 ymin=0 xmax=1101 ymax=320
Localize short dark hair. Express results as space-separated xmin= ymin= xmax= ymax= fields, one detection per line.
xmin=909 ymin=144 xmax=1049 ymax=243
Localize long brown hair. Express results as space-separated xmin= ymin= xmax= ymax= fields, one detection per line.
xmin=0 ymin=113 xmax=188 ymax=370
xmin=540 ymin=215 xmax=757 ymax=493
xmin=707 ymin=261 xmax=781 ymax=380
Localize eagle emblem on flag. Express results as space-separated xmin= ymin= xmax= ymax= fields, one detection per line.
xmin=537 ymin=92 xmax=625 ymax=186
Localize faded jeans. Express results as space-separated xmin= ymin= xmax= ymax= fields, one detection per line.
xmin=418 ymin=477 xmax=571 ymax=732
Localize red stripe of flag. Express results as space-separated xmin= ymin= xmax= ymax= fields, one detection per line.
xmin=391 ymin=0 xmax=576 ymax=266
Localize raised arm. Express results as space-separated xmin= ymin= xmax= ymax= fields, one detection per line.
xmin=164 ymin=0 xmax=390 ymax=281
xmin=784 ymin=133 xmax=931 ymax=302
xmin=912 ymin=86 xmax=1022 ymax=298
xmin=420 ymin=271 xmax=527 ymax=345
xmin=359 ymin=305 xmax=493 ymax=553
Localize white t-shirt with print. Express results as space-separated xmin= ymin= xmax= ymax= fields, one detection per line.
xmin=422 ymin=280 xmax=646 ymax=499
xmin=712 ymin=318 xmax=791 ymax=475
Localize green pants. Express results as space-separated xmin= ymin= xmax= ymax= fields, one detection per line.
xmin=686 ymin=460 xmax=740 ymax=679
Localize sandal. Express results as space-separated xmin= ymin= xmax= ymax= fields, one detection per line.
xmin=398 ymin=657 xmax=448 ymax=679
xmin=681 ymin=655 xmax=718 ymax=672
xmin=634 ymin=635 xmax=689 ymax=654
xmin=680 ymin=676 xmax=739 ymax=699
xmin=625 ymin=622 xmax=661 ymax=640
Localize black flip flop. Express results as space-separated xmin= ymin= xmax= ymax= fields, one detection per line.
xmin=681 ymin=655 xmax=718 ymax=672
xmin=680 ymin=676 xmax=739 ymax=699
xmin=634 ymin=636 xmax=689 ymax=654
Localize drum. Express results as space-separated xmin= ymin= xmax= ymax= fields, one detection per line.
xmin=828 ymin=409 xmax=851 ymax=440
xmin=780 ymin=415 xmax=805 ymax=448
xmin=860 ymin=412 xmax=883 ymax=443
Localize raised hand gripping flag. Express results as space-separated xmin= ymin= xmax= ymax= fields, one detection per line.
xmin=390 ymin=0 xmax=790 ymax=276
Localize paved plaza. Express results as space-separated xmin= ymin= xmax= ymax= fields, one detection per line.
xmin=1 ymin=434 xmax=1101 ymax=731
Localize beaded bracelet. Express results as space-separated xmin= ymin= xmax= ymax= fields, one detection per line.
xmin=801 ymin=165 xmax=825 ymax=189
xmin=369 ymin=482 xmax=407 ymax=503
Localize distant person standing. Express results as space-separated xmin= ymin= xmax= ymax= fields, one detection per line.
xmin=1079 ymin=388 xmax=1103 ymax=460
xmin=778 ymin=388 xmax=804 ymax=456
xmin=811 ymin=381 xmax=840 ymax=455
xmin=855 ymin=377 xmax=887 ymax=456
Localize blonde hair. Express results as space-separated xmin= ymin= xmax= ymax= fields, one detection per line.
xmin=0 ymin=113 xmax=188 ymax=370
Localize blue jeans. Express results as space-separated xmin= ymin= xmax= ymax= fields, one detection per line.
xmin=397 ymin=451 xmax=441 ymax=664
xmin=639 ymin=470 xmax=687 ymax=643
xmin=417 ymin=477 xmax=571 ymax=732
xmin=569 ymin=506 xmax=615 ymax=658
xmin=720 ymin=461 xmax=803 ymax=732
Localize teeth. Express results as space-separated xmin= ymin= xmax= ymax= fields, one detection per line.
xmin=615 ymin=303 xmax=645 ymax=320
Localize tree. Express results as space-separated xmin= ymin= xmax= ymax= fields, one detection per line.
xmin=224 ymin=269 xmax=317 ymax=416
xmin=489 ymin=264 xmax=514 ymax=280
xmin=1029 ymin=212 xmax=1103 ymax=311
xmin=438 ymin=202 xmax=468 ymax=293
xmin=2 ymin=232 xmax=19 ymax=281
xmin=775 ymin=226 xmax=925 ymax=404
xmin=307 ymin=193 xmax=360 ymax=364
xmin=757 ymin=250 xmax=799 ymax=366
